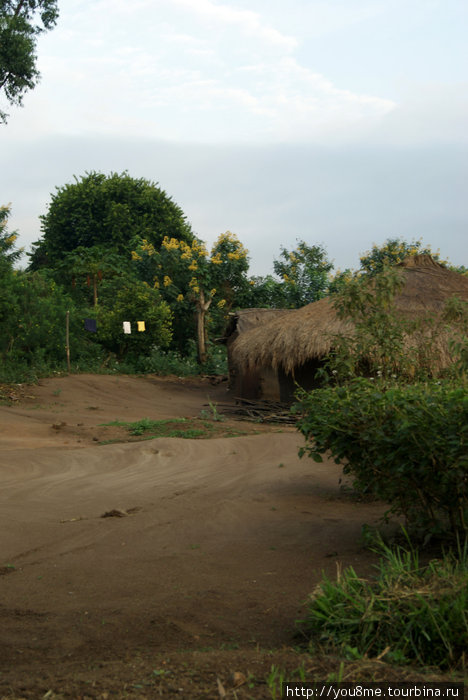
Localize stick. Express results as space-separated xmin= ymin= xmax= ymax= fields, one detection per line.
xmin=66 ymin=310 xmax=71 ymax=373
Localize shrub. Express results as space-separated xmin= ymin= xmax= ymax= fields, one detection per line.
xmin=142 ymin=341 xmax=227 ymax=377
xmin=294 ymin=378 xmax=468 ymax=542
xmin=298 ymin=537 xmax=468 ymax=669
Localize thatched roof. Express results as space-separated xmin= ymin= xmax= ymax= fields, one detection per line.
xmin=231 ymin=255 xmax=468 ymax=374
xmin=222 ymin=307 xmax=294 ymax=342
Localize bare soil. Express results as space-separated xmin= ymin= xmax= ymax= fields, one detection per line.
xmin=0 ymin=374 xmax=451 ymax=699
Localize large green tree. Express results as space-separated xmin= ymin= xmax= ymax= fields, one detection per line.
xmin=28 ymin=171 xmax=194 ymax=270
xmin=0 ymin=0 xmax=59 ymax=123
xmin=131 ymin=231 xmax=250 ymax=362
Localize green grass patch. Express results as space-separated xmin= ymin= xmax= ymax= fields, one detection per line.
xmin=298 ymin=535 xmax=468 ymax=670
xmin=98 ymin=415 xmax=264 ymax=443
xmin=100 ymin=417 xmax=210 ymax=439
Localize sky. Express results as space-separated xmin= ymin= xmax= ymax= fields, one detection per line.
xmin=1 ymin=0 xmax=467 ymax=276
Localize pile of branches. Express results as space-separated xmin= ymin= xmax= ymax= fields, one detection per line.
xmin=217 ymin=397 xmax=298 ymax=424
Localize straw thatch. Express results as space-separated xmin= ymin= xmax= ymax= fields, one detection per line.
xmin=223 ymin=308 xmax=294 ymax=341
xmin=231 ymin=255 xmax=468 ymax=375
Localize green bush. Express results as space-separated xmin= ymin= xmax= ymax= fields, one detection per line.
xmin=142 ymin=341 xmax=227 ymax=377
xmin=298 ymin=537 xmax=468 ymax=669
xmin=294 ymin=378 xmax=468 ymax=541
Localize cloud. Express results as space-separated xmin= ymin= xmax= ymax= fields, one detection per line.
xmin=168 ymin=0 xmax=298 ymax=51
xmin=0 ymin=0 xmax=400 ymax=144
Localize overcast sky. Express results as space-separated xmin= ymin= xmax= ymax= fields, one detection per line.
xmin=1 ymin=0 xmax=467 ymax=276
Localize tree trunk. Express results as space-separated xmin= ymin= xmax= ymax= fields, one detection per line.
xmin=93 ymin=273 xmax=98 ymax=306
xmin=196 ymin=289 xmax=212 ymax=364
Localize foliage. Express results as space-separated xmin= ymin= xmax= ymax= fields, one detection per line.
xmin=53 ymin=245 xmax=130 ymax=307
xmin=95 ymin=277 xmax=172 ymax=359
xmin=236 ymin=274 xmax=289 ymax=309
xmin=0 ymin=204 xmax=22 ymax=266
xmin=0 ymin=0 xmax=58 ymax=123
xmin=327 ymin=238 xmax=467 ymax=293
xmin=234 ymin=241 xmax=334 ymax=310
xmin=141 ymin=342 xmax=227 ymax=376
xmin=298 ymin=536 xmax=468 ymax=669
xmin=358 ymin=238 xmax=444 ymax=277
xmin=28 ymin=171 xmax=193 ymax=270
xmin=0 ymin=270 xmax=104 ymax=380
xmin=323 ymin=265 xmax=468 ymax=382
xmin=272 ymin=240 xmax=333 ymax=307
xmin=132 ymin=231 xmax=249 ymax=361
xmin=294 ymin=378 xmax=468 ymax=542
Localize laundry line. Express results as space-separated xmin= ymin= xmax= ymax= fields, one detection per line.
xmin=84 ymin=319 xmax=146 ymax=334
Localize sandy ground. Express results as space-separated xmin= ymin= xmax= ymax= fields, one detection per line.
xmin=0 ymin=374 xmax=391 ymax=699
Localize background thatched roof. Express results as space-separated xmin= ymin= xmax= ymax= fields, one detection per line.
xmin=231 ymin=255 xmax=468 ymax=374
xmin=223 ymin=307 xmax=294 ymax=341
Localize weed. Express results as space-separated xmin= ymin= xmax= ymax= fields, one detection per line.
xmin=266 ymin=665 xmax=286 ymax=700
xmin=325 ymin=661 xmax=345 ymax=683
xmin=200 ymin=401 xmax=225 ymax=422
xmin=298 ymin=536 xmax=468 ymax=669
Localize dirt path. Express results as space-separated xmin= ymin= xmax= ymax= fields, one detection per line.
xmin=0 ymin=374 xmax=390 ymax=698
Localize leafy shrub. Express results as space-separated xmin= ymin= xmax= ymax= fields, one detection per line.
xmin=142 ymin=341 xmax=227 ymax=376
xmin=294 ymin=378 xmax=468 ymax=541
xmin=96 ymin=277 xmax=172 ymax=358
xmin=298 ymin=537 xmax=468 ymax=669
xmin=324 ymin=266 xmax=468 ymax=383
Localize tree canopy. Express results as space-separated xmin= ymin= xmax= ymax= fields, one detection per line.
xmin=28 ymin=171 xmax=194 ymax=271
xmin=0 ymin=0 xmax=59 ymax=123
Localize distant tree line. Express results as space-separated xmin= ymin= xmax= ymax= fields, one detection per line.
xmin=0 ymin=170 xmax=464 ymax=381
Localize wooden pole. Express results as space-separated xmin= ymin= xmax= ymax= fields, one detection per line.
xmin=66 ymin=310 xmax=71 ymax=373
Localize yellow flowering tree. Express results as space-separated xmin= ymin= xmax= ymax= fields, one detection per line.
xmin=358 ymin=238 xmax=444 ymax=276
xmin=131 ymin=231 xmax=249 ymax=363
xmin=0 ymin=204 xmax=22 ymax=268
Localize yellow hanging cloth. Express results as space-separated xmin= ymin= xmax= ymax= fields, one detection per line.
xmin=137 ymin=321 xmax=146 ymax=332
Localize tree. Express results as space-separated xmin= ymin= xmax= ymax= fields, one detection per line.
xmin=327 ymin=238 xmax=467 ymax=293
xmin=131 ymin=231 xmax=250 ymax=362
xmin=0 ymin=204 xmax=23 ymax=354
xmin=272 ymin=241 xmax=333 ymax=308
xmin=0 ymin=0 xmax=59 ymax=123
xmin=358 ymin=238 xmax=442 ymax=277
xmin=96 ymin=278 xmax=173 ymax=360
xmin=28 ymin=171 xmax=194 ymax=270
xmin=56 ymin=245 xmax=129 ymax=307
xmin=0 ymin=203 xmax=22 ymax=266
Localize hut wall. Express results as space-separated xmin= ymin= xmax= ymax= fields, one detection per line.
xmin=259 ymin=367 xmax=282 ymax=401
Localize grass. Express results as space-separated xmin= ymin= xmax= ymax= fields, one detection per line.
xmin=98 ymin=416 xmax=249 ymax=442
xmin=297 ymin=534 xmax=468 ymax=670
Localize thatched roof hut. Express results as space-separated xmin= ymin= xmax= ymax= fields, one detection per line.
xmin=222 ymin=308 xmax=295 ymax=400
xmin=230 ymin=256 xmax=468 ymax=398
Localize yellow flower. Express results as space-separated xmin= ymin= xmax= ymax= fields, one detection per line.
xmin=141 ymin=240 xmax=155 ymax=256
xmin=131 ymin=251 xmax=142 ymax=261
xmin=217 ymin=299 xmax=226 ymax=308
xmin=153 ymin=280 xmax=160 ymax=289
xmin=176 ymin=293 xmax=184 ymax=302
xmin=188 ymin=260 xmax=198 ymax=271
xmin=162 ymin=237 xmax=180 ymax=251
xmin=210 ymin=288 xmax=216 ymax=297
xmin=163 ymin=275 xmax=172 ymax=287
